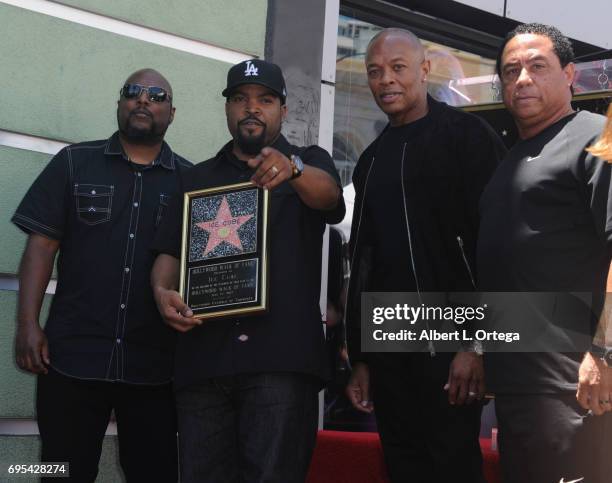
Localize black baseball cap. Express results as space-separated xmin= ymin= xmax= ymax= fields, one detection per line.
xmin=222 ymin=59 xmax=287 ymax=104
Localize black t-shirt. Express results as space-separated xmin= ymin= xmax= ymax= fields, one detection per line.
xmin=12 ymin=132 xmax=192 ymax=384
xmin=153 ymin=135 xmax=345 ymax=390
xmin=478 ymin=111 xmax=612 ymax=393
xmin=362 ymin=115 xmax=432 ymax=291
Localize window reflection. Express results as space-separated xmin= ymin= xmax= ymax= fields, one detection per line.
xmin=333 ymin=14 xmax=497 ymax=187
xmin=574 ymin=59 xmax=612 ymax=93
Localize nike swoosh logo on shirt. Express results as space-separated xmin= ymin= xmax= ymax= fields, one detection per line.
xmin=526 ymin=155 xmax=541 ymax=162
xmin=559 ymin=477 xmax=585 ymax=483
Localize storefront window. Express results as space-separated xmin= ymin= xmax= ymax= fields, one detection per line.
xmin=333 ymin=14 xmax=498 ymax=187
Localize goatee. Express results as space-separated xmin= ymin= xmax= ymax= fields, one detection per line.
xmin=235 ymin=125 xmax=267 ymax=155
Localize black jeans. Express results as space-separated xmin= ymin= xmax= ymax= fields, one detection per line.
xmin=369 ymin=353 xmax=485 ymax=483
xmin=175 ymin=372 xmax=319 ymax=483
xmin=496 ymin=393 xmax=612 ymax=483
xmin=37 ymin=367 xmax=178 ymax=482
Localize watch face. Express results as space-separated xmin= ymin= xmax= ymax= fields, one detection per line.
xmin=605 ymin=350 xmax=612 ymax=365
xmin=290 ymin=155 xmax=304 ymax=178
xmin=293 ymin=155 xmax=304 ymax=171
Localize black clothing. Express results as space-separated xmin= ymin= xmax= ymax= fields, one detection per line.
xmin=345 ymin=96 xmax=506 ymax=483
xmin=153 ymin=134 xmax=345 ymax=391
xmin=478 ymin=111 xmax=612 ymax=393
xmin=12 ymin=132 xmax=192 ymax=383
xmin=495 ymin=394 xmax=612 ymax=483
xmin=327 ymin=226 xmax=345 ymax=308
xmin=346 ymin=96 xmax=507 ymax=363
xmin=37 ymin=367 xmax=178 ymax=483
xmin=175 ymin=373 xmax=319 ymax=483
xmin=370 ymin=353 xmax=485 ymax=483
xmin=363 ymin=116 xmax=432 ymax=292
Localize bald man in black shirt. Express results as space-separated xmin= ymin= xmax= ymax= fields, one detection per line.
xmin=12 ymin=69 xmax=191 ymax=482
xmin=344 ymin=28 xmax=506 ymax=483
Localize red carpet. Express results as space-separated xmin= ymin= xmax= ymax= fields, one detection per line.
xmin=307 ymin=431 xmax=500 ymax=483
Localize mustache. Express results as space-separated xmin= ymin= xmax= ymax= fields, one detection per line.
xmin=129 ymin=108 xmax=153 ymax=118
xmin=238 ymin=115 xmax=265 ymax=127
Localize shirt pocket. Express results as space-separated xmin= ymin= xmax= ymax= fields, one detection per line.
xmin=155 ymin=193 xmax=171 ymax=227
xmin=74 ymin=183 xmax=114 ymax=225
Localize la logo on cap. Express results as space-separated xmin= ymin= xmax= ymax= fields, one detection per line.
xmin=244 ymin=60 xmax=258 ymax=77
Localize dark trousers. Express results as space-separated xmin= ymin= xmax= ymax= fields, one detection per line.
xmin=175 ymin=372 xmax=319 ymax=483
xmin=496 ymin=393 xmax=612 ymax=483
xmin=369 ymin=353 xmax=485 ymax=483
xmin=37 ymin=367 xmax=178 ymax=482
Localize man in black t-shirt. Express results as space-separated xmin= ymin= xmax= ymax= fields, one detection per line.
xmin=478 ymin=23 xmax=612 ymax=483
xmin=151 ymin=59 xmax=344 ymax=483
xmin=344 ymin=28 xmax=506 ymax=483
xmin=12 ymin=69 xmax=191 ymax=482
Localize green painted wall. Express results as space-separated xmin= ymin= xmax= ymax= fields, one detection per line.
xmin=0 ymin=147 xmax=51 ymax=275
xmin=0 ymin=3 xmax=238 ymax=162
xmin=59 ymin=0 xmax=267 ymax=56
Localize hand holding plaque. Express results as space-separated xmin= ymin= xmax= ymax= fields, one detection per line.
xmin=179 ymin=182 xmax=269 ymax=319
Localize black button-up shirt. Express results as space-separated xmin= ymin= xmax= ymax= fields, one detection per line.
xmin=153 ymin=135 xmax=345 ymax=390
xmin=12 ymin=132 xmax=192 ymax=384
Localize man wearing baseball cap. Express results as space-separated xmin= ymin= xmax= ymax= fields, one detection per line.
xmin=151 ymin=59 xmax=345 ymax=482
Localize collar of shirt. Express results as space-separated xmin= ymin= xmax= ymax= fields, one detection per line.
xmin=104 ymin=131 xmax=175 ymax=170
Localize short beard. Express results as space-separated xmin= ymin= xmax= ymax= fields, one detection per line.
xmin=235 ymin=125 xmax=267 ymax=155
xmin=117 ymin=113 xmax=166 ymax=145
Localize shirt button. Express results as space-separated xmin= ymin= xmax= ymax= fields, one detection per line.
xmin=124 ymin=267 xmax=130 ymax=273
xmin=129 ymin=233 xmax=134 ymax=239
xmin=116 ymin=338 xmax=121 ymax=344
xmin=137 ymin=172 xmax=142 ymax=177
xmin=91 ymin=190 xmax=96 ymax=195
xmin=133 ymin=202 xmax=139 ymax=207
xmin=238 ymin=334 xmax=249 ymax=342
xmin=120 ymin=304 xmax=125 ymax=309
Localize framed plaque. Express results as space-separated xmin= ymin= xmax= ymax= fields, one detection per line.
xmin=179 ymin=182 xmax=269 ymax=319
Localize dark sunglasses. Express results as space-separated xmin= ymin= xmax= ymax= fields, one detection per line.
xmin=120 ymin=83 xmax=172 ymax=103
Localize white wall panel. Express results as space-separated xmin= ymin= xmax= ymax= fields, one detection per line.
xmin=505 ymin=0 xmax=610 ymax=48
xmin=455 ymin=0 xmax=504 ymax=16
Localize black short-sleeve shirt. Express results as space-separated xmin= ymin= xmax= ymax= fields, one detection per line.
xmin=152 ymin=134 xmax=345 ymax=390
xmin=12 ymin=132 xmax=192 ymax=384
xmin=478 ymin=111 xmax=611 ymax=393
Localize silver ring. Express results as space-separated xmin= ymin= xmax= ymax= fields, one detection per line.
xmin=271 ymin=165 xmax=279 ymax=175
xmin=468 ymin=391 xmax=476 ymax=396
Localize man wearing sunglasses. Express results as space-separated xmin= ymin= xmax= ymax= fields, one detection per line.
xmin=151 ymin=59 xmax=345 ymax=482
xmin=12 ymin=68 xmax=191 ymax=482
